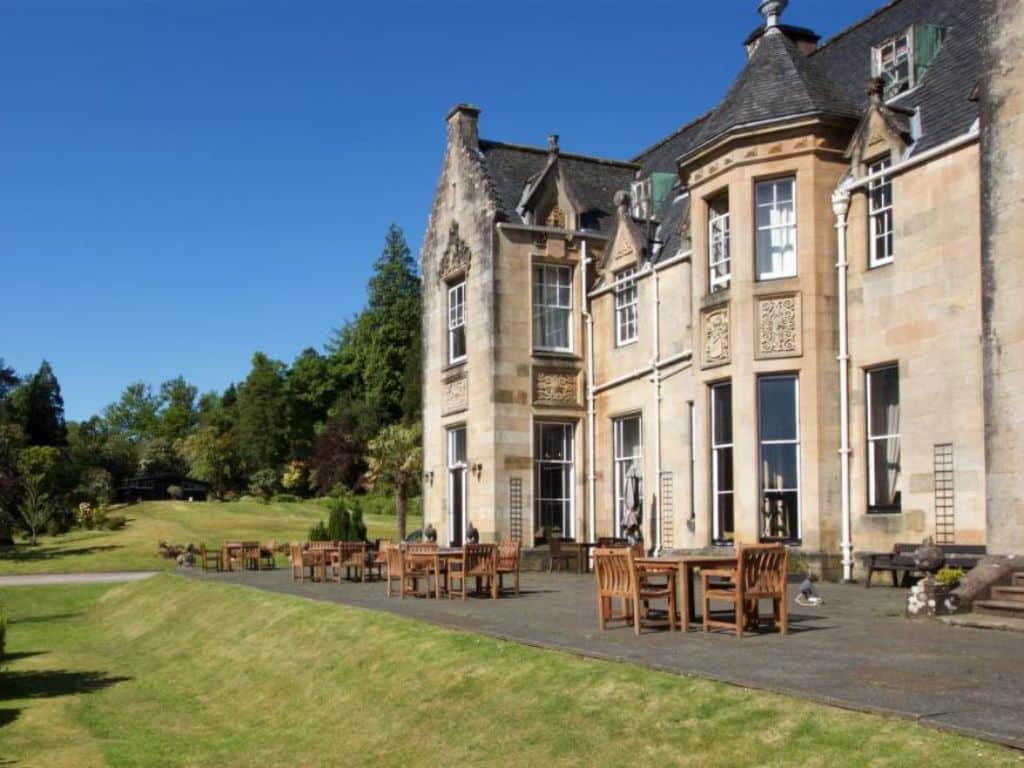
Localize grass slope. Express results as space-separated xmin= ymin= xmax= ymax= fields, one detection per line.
xmin=0 ymin=576 xmax=1018 ymax=767
xmin=0 ymin=500 xmax=421 ymax=575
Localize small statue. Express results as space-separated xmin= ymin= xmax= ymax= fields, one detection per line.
xmin=424 ymin=523 xmax=438 ymax=543
xmin=466 ymin=521 xmax=480 ymax=544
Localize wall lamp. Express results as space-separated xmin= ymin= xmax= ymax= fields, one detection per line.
xmin=471 ymin=462 xmax=484 ymax=479
xmin=424 ymin=471 xmax=434 ymax=486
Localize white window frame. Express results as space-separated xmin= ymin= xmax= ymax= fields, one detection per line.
xmin=446 ymin=426 xmax=468 ymax=545
xmin=612 ymin=414 xmax=643 ymax=535
xmin=866 ymin=365 xmax=901 ymax=514
xmin=532 ymin=264 xmax=573 ymax=353
xmin=757 ymin=375 xmax=801 ymax=542
xmin=873 ymin=28 xmax=914 ymax=100
xmin=447 ymin=281 xmax=466 ymax=365
xmin=755 ymin=177 xmax=797 ymax=281
xmin=710 ymin=381 xmax=734 ymax=544
xmin=614 ymin=267 xmax=638 ymax=346
xmin=708 ymin=199 xmax=731 ymax=292
xmin=534 ymin=422 xmax=575 ymax=539
xmin=868 ymin=158 xmax=894 ymax=268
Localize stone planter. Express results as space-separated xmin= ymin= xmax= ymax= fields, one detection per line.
xmin=906 ymin=576 xmax=957 ymax=618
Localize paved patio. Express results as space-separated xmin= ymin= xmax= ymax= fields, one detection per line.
xmin=187 ymin=567 xmax=1024 ymax=750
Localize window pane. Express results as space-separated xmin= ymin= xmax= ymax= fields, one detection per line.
xmin=868 ymin=366 xmax=899 ymax=437
xmin=712 ymin=384 xmax=732 ymax=444
xmin=759 ymin=377 xmax=797 ymax=441
xmin=716 ymin=491 xmax=734 ymax=540
xmin=715 ymin=447 xmax=733 ymax=492
xmin=869 ymin=438 xmax=901 ymax=507
xmin=761 ymin=491 xmax=799 ymax=540
xmin=451 ymin=326 xmax=466 ymax=360
xmin=761 ymin=443 xmax=799 ymax=490
xmin=616 ymin=417 xmax=641 ymax=458
xmin=450 ymin=428 xmax=466 ymax=464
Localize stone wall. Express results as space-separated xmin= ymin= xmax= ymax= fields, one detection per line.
xmin=981 ymin=0 xmax=1024 ymax=555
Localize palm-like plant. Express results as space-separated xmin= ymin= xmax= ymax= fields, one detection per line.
xmin=365 ymin=422 xmax=422 ymax=541
xmin=18 ymin=474 xmax=52 ymax=546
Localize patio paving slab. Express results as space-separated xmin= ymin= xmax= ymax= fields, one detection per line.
xmin=185 ymin=567 xmax=1024 ymax=750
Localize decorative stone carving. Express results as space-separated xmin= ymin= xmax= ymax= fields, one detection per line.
xmin=438 ymin=221 xmax=471 ymax=281
xmin=757 ymin=294 xmax=801 ymax=358
xmin=702 ymin=307 xmax=730 ymax=368
xmin=442 ymin=374 xmax=468 ymax=415
xmin=534 ymin=370 xmax=579 ymax=405
xmin=545 ymin=206 xmax=566 ymax=228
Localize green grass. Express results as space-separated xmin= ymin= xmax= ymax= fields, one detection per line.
xmin=0 ymin=499 xmax=422 ymax=575
xmin=0 ymin=576 xmax=1018 ymax=767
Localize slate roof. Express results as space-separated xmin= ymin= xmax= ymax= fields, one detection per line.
xmin=631 ymin=112 xmax=711 ymax=175
xmin=478 ymin=140 xmax=637 ymax=234
xmin=810 ymin=0 xmax=981 ymax=155
xmin=686 ymin=28 xmax=862 ymax=157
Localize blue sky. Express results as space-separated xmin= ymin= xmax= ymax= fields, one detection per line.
xmin=1 ymin=0 xmax=881 ymax=421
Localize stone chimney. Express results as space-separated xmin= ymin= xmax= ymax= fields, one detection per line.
xmin=446 ymin=103 xmax=481 ymax=147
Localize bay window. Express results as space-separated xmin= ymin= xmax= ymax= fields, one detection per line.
xmin=755 ymin=178 xmax=797 ymax=280
xmin=758 ymin=375 xmax=800 ymax=541
xmin=710 ymin=381 xmax=734 ymax=544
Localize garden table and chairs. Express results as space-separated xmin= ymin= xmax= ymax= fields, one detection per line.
xmin=594 ymin=546 xmax=676 ymax=635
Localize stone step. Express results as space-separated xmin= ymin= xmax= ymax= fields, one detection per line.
xmin=942 ymin=613 xmax=1024 ymax=634
xmin=1013 ymin=572 xmax=1024 ymax=587
xmin=990 ymin=585 xmax=1024 ymax=603
xmin=974 ymin=599 xmax=1024 ymax=618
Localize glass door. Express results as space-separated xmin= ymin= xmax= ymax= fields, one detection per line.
xmin=534 ymin=422 xmax=574 ymax=541
xmin=447 ymin=427 xmax=467 ymax=545
xmin=613 ymin=415 xmax=643 ymax=536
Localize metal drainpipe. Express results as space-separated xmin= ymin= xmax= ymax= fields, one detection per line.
xmin=582 ymin=241 xmax=597 ymax=554
xmin=651 ymin=263 xmax=662 ymax=555
xmin=831 ymin=189 xmax=854 ymax=582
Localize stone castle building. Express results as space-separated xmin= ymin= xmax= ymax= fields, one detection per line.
xmin=418 ymin=0 xmax=1022 ymax=578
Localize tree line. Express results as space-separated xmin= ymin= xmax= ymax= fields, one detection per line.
xmin=0 ymin=224 xmax=424 ymax=544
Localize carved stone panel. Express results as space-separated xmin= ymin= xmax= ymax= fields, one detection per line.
xmin=442 ymin=373 xmax=468 ymax=416
xmin=701 ymin=306 xmax=730 ymax=368
xmin=534 ymin=369 xmax=580 ymax=406
xmin=438 ymin=221 xmax=471 ymax=281
xmin=756 ymin=293 xmax=802 ymax=359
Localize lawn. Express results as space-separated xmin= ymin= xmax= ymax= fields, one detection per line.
xmin=0 ymin=499 xmax=421 ymax=575
xmin=0 ymin=576 xmax=1018 ymax=767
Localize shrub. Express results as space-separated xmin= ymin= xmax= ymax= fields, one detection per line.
xmin=326 ymin=500 xmax=350 ymax=542
xmin=45 ymin=519 xmax=63 ymax=537
xmin=307 ymin=520 xmax=330 ymax=542
xmin=271 ymin=493 xmax=300 ymax=503
xmin=936 ymin=566 xmax=965 ymax=587
xmin=102 ymin=514 xmax=127 ymax=531
xmin=166 ymin=485 xmax=184 ymax=501
xmin=349 ymin=506 xmax=367 ymax=542
xmin=76 ymin=502 xmax=96 ymax=529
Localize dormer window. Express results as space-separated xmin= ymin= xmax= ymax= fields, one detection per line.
xmin=873 ymin=25 xmax=947 ymax=100
xmin=630 ymin=179 xmax=652 ymax=220
xmin=874 ymin=32 xmax=912 ymax=98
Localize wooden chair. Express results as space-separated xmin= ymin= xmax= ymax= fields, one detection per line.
xmin=597 ymin=537 xmax=628 ymax=547
xmin=448 ymin=544 xmax=498 ymax=600
xmin=702 ymin=544 xmax=789 ymax=638
xmin=221 ymin=540 xmax=243 ymax=571
xmin=260 ymin=540 xmax=277 ymax=569
xmin=404 ymin=543 xmax=440 ymax=598
xmin=548 ymin=537 xmax=576 ymax=573
xmin=593 ymin=547 xmax=676 ymax=635
xmin=290 ymin=542 xmax=314 ymax=582
xmin=199 ymin=543 xmax=221 ymax=572
xmin=241 ymin=541 xmax=262 ymax=571
xmin=364 ymin=541 xmax=387 ymax=582
xmin=337 ymin=542 xmax=368 ymax=582
xmin=496 ymin=541 xmax=521 ymax=595
xmin=383 ymin=543 xmax=403 ymax=597
xmin=309 ymin=540 xmax=338 ymax=582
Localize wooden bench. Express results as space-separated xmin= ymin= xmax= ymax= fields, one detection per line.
xmin=862 ymin=543 xmax=987 ymax=587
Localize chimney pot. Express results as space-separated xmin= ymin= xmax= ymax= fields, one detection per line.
xmin=758 ymin=0 xmax=788 ymax=30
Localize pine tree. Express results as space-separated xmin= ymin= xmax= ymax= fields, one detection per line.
xmin=10 ymin=361 xmax=68 ymax=447
xmin=234 ymin=352 xmax=288 ymax=474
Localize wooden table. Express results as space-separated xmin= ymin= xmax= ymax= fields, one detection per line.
xmin=636 ymin=554 xmax=738 ymax=632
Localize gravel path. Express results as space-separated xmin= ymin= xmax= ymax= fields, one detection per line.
xmin=0 ymin=571 xmax=157 ymax=587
